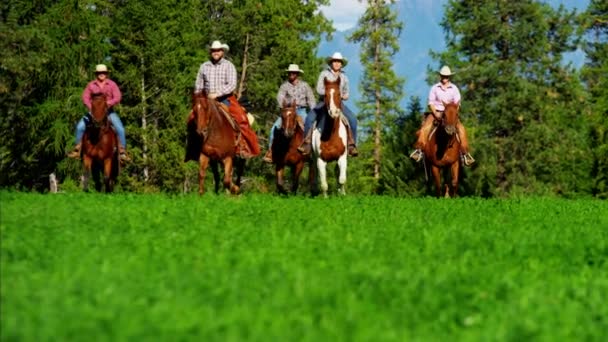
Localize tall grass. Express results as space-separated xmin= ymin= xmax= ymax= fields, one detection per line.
xmin=1 ymin=192 xmax=607 ymax=341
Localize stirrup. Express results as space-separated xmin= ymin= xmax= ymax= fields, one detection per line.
xmin=409 ymin=149 xmax=423 ymax=162
xmin=67 ymin=145 xmax=81 ymax=158
xmin=263 ymin=150 xmax=273 ymax=163
xmin=463 ymin=153 xmax=475 ymax=166
xmin=348 ymin=145 xmax=359 ymax=157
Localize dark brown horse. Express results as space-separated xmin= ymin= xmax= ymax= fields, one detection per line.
xmin=312 ymin=78 xmax=348 ymax=197
xmin=189 ymin=91 xmax=244 ymax=195
xmin=424 ymin=102 xmax=462 ymax=197
xmin=270 ymin=100 xmax=311 ymax=194
xmin=81 ymin=93 xmax=119 ymax=192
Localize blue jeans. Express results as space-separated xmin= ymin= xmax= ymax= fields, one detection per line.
xmin=75 ymin=112 xmax=126 ymax=147
xmin=304 ymin=102 xmax=357 ymax=144
xmin=268 ymin=107 xmax=308 ymax=148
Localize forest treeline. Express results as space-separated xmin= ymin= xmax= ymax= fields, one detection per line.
xmin=1 ymin=0 xmax=606 ymax=198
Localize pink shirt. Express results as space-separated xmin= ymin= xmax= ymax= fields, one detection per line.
xmin=82 ymin=79 xmax=122 ymax=111
xmin=428 ymin=82 xmax=460 ymax=111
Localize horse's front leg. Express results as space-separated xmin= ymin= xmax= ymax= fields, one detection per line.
xmin=317 ymin=157 xmax=329 ymax=198
xmin=431 ymin=165 xmax=442 ymax=198
xmin=82 ymin=156 xmax=92 ymax=192
xmin=276 ymin=164 xmax=287 ymax=195
xmin=103 ymin=157 xmax=114 ymax=193
xmin=198 ymin=153 xmax=210 ymax=195
xmin=291 ymin=161 xmax=304 ymax=195
xmin=222 ymin=157 xmax=238 ymax=194
xmin=450 ymin=161 xmax=460 ymax=197
xmin=234 ymin=158 xmax=245 ymax=188
xmin=210 ymin=160 xmax=220 ymax=194
xmin=337 ymin=152 xmax=348 ymax=196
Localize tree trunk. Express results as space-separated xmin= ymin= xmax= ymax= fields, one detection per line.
xmin=373 ymin=14 xmax=381 ymax=181
xmin=237 ymin=33 xmax=250 ymax=100
xmin=141 ymin=56 xmax=149 ymax=182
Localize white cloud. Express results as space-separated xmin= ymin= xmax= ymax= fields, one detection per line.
xmin=319 ymin=0 xmax=368 ymax=31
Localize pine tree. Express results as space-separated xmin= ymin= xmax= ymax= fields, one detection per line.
xmin=348 ymin=0 xmax=404 ymax=189
xmin=433 ymin=0 xmax=590 ymax=197
xmin=581 ymin=0 xmax=608 ymax=198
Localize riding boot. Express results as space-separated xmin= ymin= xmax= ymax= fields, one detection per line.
xmin=263 ymin=149 xmax=273 ymax=163
xmin=298 ymin=129 xmax=313 ymax=156
xmin=119 ymin=145 xmax=131 ymax=162
xmin=347 ymin=129 xmax=358 ymax=157
xmin=67 ymin=143 xmax=82 ymax=159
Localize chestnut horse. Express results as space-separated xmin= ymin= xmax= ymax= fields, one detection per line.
xmin=424 ymin=102 xmax=462 ymax=197
xmin=81 ymin=93 xmax=119 ymax=192
xmin=270 ymin=100 xmax=311 ymax=194
xmin=189 ymin=91 xmax=244 ymax=195
xmin=312 ymin=78 xmax=348 ymax=197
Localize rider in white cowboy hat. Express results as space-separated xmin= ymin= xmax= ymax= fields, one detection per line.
xmin=298 ymin=52 xmax=359 ymax=157
xmin=189 ymin=40 xmax=260 ymax=159
xmin=263 ymin=64 xmax=316 ymax=163
xmin=68 ymin=64 xmax=130 ymax=161
xmin=409 ymin=65 xmax=475 ymax=166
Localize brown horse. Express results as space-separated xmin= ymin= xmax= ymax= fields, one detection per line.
xmin=189 ymin=91 xmax=244 ymax=195
xmin=424 ymin=102 xmax=462 ymax=197
xmin=270 ymin=100 xmax=311 ymax=194
xmin=312 ymin=78 xmax=348 ymax=197
xmin=81 ymin=93 xmax=119 ymax=192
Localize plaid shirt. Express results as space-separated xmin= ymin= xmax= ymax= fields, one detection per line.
xmin=194 ymin=58 xmax=237 ymax=96
xmin=276 ymin=80 xmax=316 ymax=109
xmin=316 ymin=68 xmax=349 ymax=98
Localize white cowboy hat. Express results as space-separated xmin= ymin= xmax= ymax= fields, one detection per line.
xmin=95 ymin=64 xmax=109 ymax=73
xmin=326 ymin=52 xmax=348 ymax=67
xmin=209 ymin=40 xmax=229 ymax=52
xmin=285 ymin=64 xmax=304 ymax=73
xmin=438 ymin=65 xmax=455 ymax=76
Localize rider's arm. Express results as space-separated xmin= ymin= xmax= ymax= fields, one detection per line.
xmin=194 ymin=64 xmax=205 ymax=93
xmin=341 ymin=74 xmax=349 ymax=99
xmin=82 ymin=82 xmax=93 ymax=111
xmin=276 ymin=83 xmax=287 ymax=108
xmin=107 ymin=81 xmax=122 ymax=108
xmin=220 ymin=62 xmax=237 ymax=97
xmin=316 ymin=71 xmax=327 ymax=96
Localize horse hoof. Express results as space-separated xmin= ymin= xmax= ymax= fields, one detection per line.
xmin=230 ymin=185 xmax=240 ymax=194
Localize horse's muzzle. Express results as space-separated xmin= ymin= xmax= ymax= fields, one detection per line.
xmin=444 ymin=125 xmax=456 ymax=135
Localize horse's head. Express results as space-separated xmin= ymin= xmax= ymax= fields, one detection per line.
xmin=324 ymin=77 xmax=342 ymax=118
xmin=90 ymin=93 xmax=108 ymax=123
xmin=442 ymin=101 xmax=460 ymax=136
xmin=192 ymin=91 xmax=213 ymax=136
xmin=280 ymin=100 xmax=298 ymax=138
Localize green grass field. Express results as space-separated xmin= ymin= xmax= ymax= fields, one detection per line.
xmin=1 ymin=192 xmax=607 ymax=341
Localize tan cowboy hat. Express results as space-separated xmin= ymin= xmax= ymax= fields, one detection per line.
xmin=95 ymin=64 xmax=109 ymax=73
xmin=209 ymin=40 xmax=229 ymax=52
xmin=285 ymin=64 xmax=304 ymax=74
xmin=438 ymin=65 xmax=455 ymax=77
xmin=326 ymin=52 xmax=348 ymax=67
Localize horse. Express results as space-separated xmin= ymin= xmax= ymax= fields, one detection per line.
xmin=189 ymin=91 xmax=244 ymax=195
xmin=311 ymin=77 xmax=348 ymax=197
xmin=270 ymin=100 xmax=311 ymax=194
xmin=423 ymin=101 xmax=462 ymax=197
xmin=81 ymin=93 xmax=119 ymax=192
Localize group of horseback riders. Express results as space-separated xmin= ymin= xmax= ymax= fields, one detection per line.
xmin=67 ymin=40 xmax=475 ymax=167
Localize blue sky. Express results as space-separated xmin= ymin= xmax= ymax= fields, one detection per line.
xmin=318 ymin=0 xmax=589 ymax=110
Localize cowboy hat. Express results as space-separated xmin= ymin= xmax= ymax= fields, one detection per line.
xmin=209 ymin=40 xmax=229 ymax=52
xmin=95 ymin=64 xmax=109 ymax=73
xmin=285 ymin=64 xmax=304 ymax=73
xmin=326 ymin=52 xmax=348 ymax=67
xmin=438 ymin=65 xmax=455 ymax=76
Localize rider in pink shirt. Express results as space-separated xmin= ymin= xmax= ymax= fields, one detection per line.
xmin=410 ymin=66 xmax=475 ymax=166
xmin=68 ymin=64 xmax=129 ymax=161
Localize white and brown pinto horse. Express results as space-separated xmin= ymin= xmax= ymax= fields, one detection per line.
xmin=312 ymin=78 xmax=348 ymax=197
